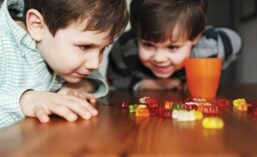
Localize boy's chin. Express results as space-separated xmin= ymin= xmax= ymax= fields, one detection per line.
xmin=153 ymin=72 xmax=172 ymax=79
xmin=63 ymin=77 xmax=83 ymax=84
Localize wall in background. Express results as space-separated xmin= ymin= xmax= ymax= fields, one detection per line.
xmin=234 ymin=0 xmax=257 ymax=83
xmin=206 ymin=0 xmax=239 ymax=84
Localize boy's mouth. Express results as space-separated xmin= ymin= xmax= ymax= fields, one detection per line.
xmin=152 ymin=64 xmax=170 ymax=73
xmin=74 ymin=72 xmax=90 ymax=78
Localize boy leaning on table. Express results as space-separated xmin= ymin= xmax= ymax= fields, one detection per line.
xmin=0 ymin=0 xmax=128 ymax=128
xmin=107 ymin=0 xmax=242 ymax=91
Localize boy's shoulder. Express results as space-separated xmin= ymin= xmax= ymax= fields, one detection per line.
xmin=113 ymin=30 xmax=138 ymax=56
xmin=118 ymin=30 xmax=136 ymax=45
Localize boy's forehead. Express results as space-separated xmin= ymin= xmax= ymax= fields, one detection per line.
xmin=73 ymin=19 xmax=113 ymax=41
xmin=140 ymin=23 xmax=191 ymax=44
xmin=165 ymin=24 xmax=190 ymax=42
xmin=141 ymin=33 xmax=189 ymax=45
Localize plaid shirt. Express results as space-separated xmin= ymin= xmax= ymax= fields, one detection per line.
xmin=107 ymin=27 xmax=242 ymax=90
xmin=0 ymin=0 xmax=108 ymax=128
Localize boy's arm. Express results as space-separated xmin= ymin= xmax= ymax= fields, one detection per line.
xmin=0 ymin=90 xmax=26 ymax=128
xmin=192 ymin=26 xmax=242 ymax=69
xmin=61 ymin=70 xmax=109 ymax=99
xmin=0 ymin=51 xmax=26 ymax=127
xmin=84 ymin=70 xmax=108 ymax=98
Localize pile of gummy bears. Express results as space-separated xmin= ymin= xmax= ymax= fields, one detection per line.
xmin=121 ymin=97 xmax=257 ymax=129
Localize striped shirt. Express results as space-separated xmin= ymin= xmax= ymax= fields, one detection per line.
xmin=0 ymin=0 xmax=108 ymax=128
xmin=107 ymin=28 xmax=242 ymax=90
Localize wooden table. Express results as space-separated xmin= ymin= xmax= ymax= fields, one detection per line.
xmin=1 ymin=84 xmax=257 ymax=156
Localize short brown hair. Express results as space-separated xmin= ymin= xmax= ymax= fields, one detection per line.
xmin=23 ymin=0 xmax=129 ymax=40
xmin=130 ymin=0 xmax=208 ymax=42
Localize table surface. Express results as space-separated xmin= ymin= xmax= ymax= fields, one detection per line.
xmin=1 ymin=84 xmax=257 ymax=157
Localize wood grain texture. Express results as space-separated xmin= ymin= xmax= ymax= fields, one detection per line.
xmin=0 ymin=84 xmax=257 ymax=156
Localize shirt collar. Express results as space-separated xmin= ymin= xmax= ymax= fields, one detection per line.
xmin=1 ymin=0 xmax=39 ymax=54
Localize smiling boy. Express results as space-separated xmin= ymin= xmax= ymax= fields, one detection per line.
xmin=107 ymin=0 xmax=241 ymax=91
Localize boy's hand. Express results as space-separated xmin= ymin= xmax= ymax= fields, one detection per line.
xmin=20 ymin=91 xmax=98 ymax=123
xmin=58 ymin=80 xmax=96 ymax=105
xmin=138 ymin=78 xmax=183 ymax=90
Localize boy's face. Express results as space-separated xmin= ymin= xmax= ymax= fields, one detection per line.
xmin=138 ymin=38 xmax=196 ymax=78
xmin=37 ymin=22 xmax=112 ymax=83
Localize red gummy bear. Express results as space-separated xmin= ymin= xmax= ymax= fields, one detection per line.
xmin=144 ymin=97 xmax=159 ymax=108
xmin=148 ymin=107 xmax=159 ymax=116
xmin=121 ymin=100 xmax=130 ymax=108
xmin=158 ymin=107 xmax=171 ymax=118
xmin=216 ymin=98 xmax=230 ymax=107
xmin=203 ymin=106 xmax=219 ymax=114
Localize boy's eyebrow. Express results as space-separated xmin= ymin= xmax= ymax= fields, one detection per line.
xmin=140 ymin=39 xmax=184 ymax=46
xmin=140 ymin=40 xmax=151 ymax=43
xmin=77 ymin=40 xmax=113 ymax=47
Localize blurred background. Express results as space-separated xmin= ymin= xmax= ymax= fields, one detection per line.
xmin=1 ymin=0 xmax=256 ymax=84
xmin=205 ymin=0 xmax=257 ymax=85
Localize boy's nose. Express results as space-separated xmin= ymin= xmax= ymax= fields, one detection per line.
xmin=84 ymin=57 xmax=100 ymax=70
xmin=153 ymin=51 xmax=167 ymax=62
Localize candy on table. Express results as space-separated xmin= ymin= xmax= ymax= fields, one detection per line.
xmin=164 ymin=100 xmax=173 ymax=109
xmin=148 ymin=107 xmax=159 ymax=116
xmin=176 ymin=110 xmax=196 ymax=121
xmin=172 ymin=110 xmax=196 ymax=121
xmin=197 ymin=105 xmax=204 ymax=112
xmin=183 ymin=97 xmax=193 ymax=102
xmin=158 ymin=107 xmax=168 ymax=115
xmin=170 ymin=110 xmax=182 ymax=120
xmin=216 ymin=98 xmax=230 ymax=107
xmin=139 ymin=97 xmax=159 ymax=108
xmin=184 ymin=99 xmax=204 ymax=107
xmin=139 ymin=97 xmax=149 ymax=104
xmin=129 ymin=104 xmax=138 ymax=113
xmin=202 ymin=117 xmax=224 ymax=129
xmin=193 ymin=111 xmax=203 ymax=120
xmin=161 ymin=109 xmax=172 ymax=118
xmin=184 ymin=101 xmax=198 ymax=106
xmin=195 ymin=102 xmax=212 ymax=107
xmin=232 ymin=98 xmax=246 ymax=108
xmin=193 ymin=98 xmax=207 ymax=103
xmin=121 ymin=100 xmax=130 ymax=108
xmin=172 ymin=104 xmax=183 ymax=110
xmin=202 ymin=106 xmax=219 ymax=114
xmin=183 ymin=103 xmax=198 ymax=111
xmin=237 ymin=103 xmax=249 ymax=112
xmin=135 ymin=105 xmax=150 ymax=117
xmin=201 ymin=102 xmax=212 ymax=106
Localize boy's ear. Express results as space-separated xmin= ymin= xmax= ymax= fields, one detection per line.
xmin=26 ymin=9 xmax=46 ymax=42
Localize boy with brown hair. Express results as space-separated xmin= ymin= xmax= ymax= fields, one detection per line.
xmin=0 ymin=0 xmax=128 ymax=127
xmin=107 ymin=0 xmax=241 ymax=91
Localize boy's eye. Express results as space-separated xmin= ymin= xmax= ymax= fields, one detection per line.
xmin=142 ymin=42 xmax=154 ymax=48
xmin=168 ymin=45 xmax=179 ymax=51
xmin=79 ymin=45 xmax=91 ymax=51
